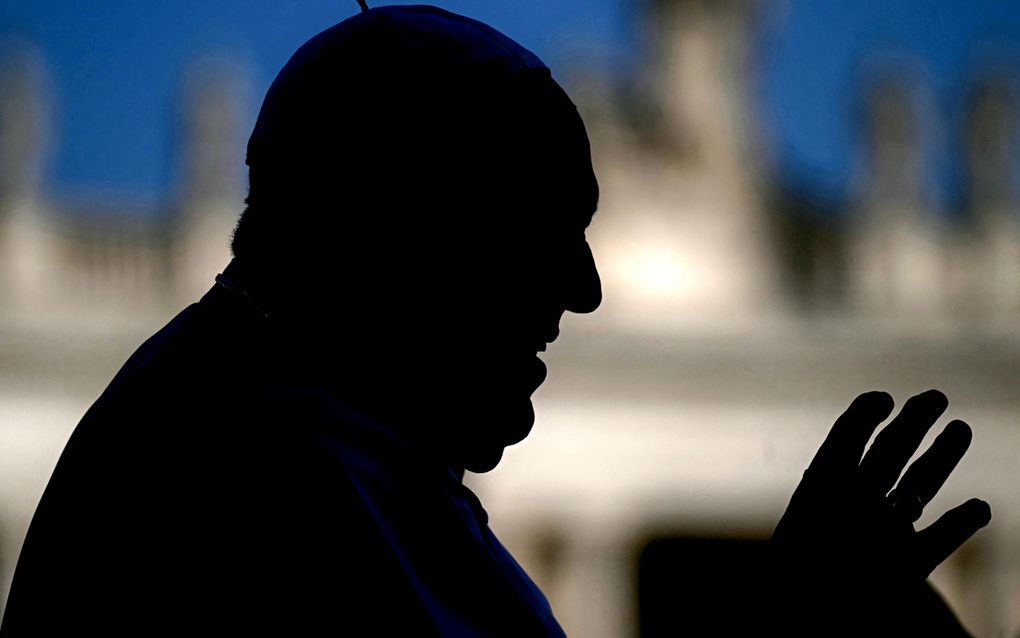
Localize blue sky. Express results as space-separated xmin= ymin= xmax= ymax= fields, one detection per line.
xmin=756 ymin=0 xmax=1020 ymax=212
xmin=3 ymin=1 xmax=1020 ymax=212
xmin=0 ymin=0 xmax=634 ymax=201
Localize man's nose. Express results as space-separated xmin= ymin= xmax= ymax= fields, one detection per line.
xmin=564 ymin=240 xmax=601 ymax=314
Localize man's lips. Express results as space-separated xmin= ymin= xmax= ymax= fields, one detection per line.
xmin=486 ymin=346 xmax=548 ymax=393
xmin=493 ymin=333 xmax=556 ymax=357
xmin=541 ymin=326 xmax=559 ymax=350
xmin=525 ymin=325 xmax=560 ymax=354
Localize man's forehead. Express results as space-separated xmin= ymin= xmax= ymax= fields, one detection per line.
xmin=542 ymin=132 xmax=599 ymax=228
xmin=569 ymin=176 xmax=598 ymax=230
xmin=581 ymin=169 xmax=599 ymax=227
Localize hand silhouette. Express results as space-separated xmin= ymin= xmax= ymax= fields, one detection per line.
xmin=771 ymin=390 xmax=991 ymax=636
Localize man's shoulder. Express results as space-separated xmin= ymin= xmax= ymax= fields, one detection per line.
xmin=37 ymin=286 xmax=340 ymax=521
xmin=81 ymin=282 xmax=290 ymax=429
xmin=105 ymin=287 xmax=265 ymax=397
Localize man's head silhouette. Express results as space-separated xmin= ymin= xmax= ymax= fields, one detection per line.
xmin=229 ymin=5 xmax=602 ymax=472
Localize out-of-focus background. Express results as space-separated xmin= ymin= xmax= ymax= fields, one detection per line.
xmin=2 ymin=0 xmax=1020 ymax=635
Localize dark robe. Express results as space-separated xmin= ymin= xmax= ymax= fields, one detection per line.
xmin=2 ymin=278 xmax=564 ymax=637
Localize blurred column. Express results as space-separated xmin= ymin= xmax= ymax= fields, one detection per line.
xmin=959 ymin=77 xmax=1020 ymax=320
xmin=168 ymin=57 xmax=248 ymax=302
xmin=0 ymin=43 xmax=56 ymax=312
xmin=555 ymin=523 xmax=636 ymax=638
xmin=849 ymin=73 xmax=947 ymax=318
xmin=596 ymin=0 xmax=779 ymax=329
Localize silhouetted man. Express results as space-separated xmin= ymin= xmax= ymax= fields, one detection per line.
xmin=1 ymin=5 xmax=990 ymax=636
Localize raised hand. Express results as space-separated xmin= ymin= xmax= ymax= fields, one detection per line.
xmin=771 ymin=390 xmax=991 ymax=636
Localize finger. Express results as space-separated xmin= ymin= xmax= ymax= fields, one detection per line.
xmin=807 ymin=391 xmax=894 ymax=480
xmin=892 ymin=420 xmax=972 ymax=522
xmin=859 ymin=389 xmax=948 ymax=496
xmin=912 ymin=498 xmax=991 ymax=577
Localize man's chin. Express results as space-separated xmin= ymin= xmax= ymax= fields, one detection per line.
xmin=459 ymin=397 xmax=536 ymax=473
xmin=463 ymin=448 xmax=506 ymax=474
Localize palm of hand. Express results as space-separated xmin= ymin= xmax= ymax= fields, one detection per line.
xmin=772 ymin=390 xmax=991 ymax=635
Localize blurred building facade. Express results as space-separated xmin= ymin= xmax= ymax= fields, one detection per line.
xmin=3 ymin=2 xmax=1020 ymax=636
